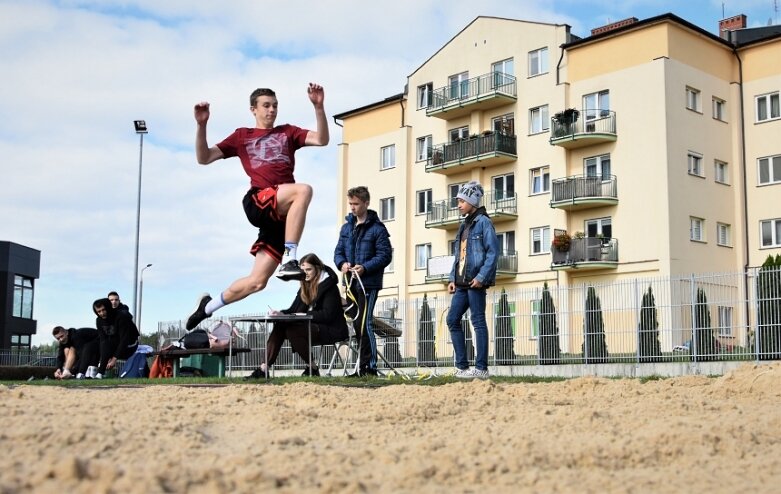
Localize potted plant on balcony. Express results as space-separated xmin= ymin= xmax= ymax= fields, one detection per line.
xmin=552 ymin=108 xmax=579 ymax=138
xmin=552 ymin=232 xmax=571 ymax=252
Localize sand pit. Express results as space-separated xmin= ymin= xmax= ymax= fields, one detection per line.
xmin=0 ymin=363 xmax=779 ymax=493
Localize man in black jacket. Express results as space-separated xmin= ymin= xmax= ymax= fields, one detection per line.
xmin=93 ymin=298 xmax=139 ymax=379
xmin=53 ymin=326 xmax=100 ymax=379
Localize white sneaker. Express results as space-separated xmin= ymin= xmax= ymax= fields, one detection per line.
xmin=454 ymin=368 xmax=473 ymax=379
xmin=86 ymin=366 xmax=98 ymax=379
xmin=76 ymin=373 xmax=85 ymax=379
xmin=471 ymin=368 xmax=490 ymax=379
xmin=94 ymin=373 xmax=103 ymax=380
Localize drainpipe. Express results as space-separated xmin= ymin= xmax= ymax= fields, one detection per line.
xmin=556 ymin=45 xmax=565 ymax=86
xmin=733 ymin=45 xmax=752 ymax=349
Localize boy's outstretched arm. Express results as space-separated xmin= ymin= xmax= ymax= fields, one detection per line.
xmin=194 ymin=102 xmax=225 ymax=164
xmin=305 ymin=83 xmax=329 ymax=146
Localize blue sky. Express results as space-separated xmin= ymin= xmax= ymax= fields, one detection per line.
xmin=1 ymin=0 xmax=777 ymax=346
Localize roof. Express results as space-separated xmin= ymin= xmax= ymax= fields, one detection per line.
xmin=333 ymin=93 xmax=405 ymax=120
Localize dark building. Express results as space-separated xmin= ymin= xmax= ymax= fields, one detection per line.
xmin=0 ymin=241 xmax=41 ymax=349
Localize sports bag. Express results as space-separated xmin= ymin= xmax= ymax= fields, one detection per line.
xmin=182 ymin=329 xmax=210 ymax=349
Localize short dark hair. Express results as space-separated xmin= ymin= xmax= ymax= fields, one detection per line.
xmin=250 ymin=88 xmax=276 ymax=107
xmin=52 ymin=326 xmax=66 ymax=337
xmin=107 ymin=291 xmax=119 ymax=298
xmin=347 ymin=186 xmax=370 ymax=202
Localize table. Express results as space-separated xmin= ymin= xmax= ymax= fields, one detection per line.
xmin=231 ymin=313 xmax=314 ymax=378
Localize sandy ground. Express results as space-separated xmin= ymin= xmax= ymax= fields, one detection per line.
xmin=0 ymin=363 xmax=779 ymax=494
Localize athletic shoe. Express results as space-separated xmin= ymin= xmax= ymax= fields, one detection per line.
xmin=347 ymin=367 xmax=378 ymax=378
xmin=470 ymin=368 xmax=490 ymax=379
xmin=301 ymin=367 xmax=320 ymax=377
xmin=86 ymin=366 xmax=98 ymax=379
xmin=454 ymin=368 xmax=473 ymax=379
xmin=185 ymin=293 xmax=212 ymax=330
xmin=276 ymin=260 xmax=305 ymax=281
xmin=94 ymin=373 xmax=103 ymax=380
xmin=75 ymin=373 xmax=85 ymax=379
xmin=243 ymin=367 xmax=267 ymax=380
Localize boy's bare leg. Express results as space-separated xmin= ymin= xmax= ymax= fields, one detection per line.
xmin=275 ymin=183 xmax=313 ymax=280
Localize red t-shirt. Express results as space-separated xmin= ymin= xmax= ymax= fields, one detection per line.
xmin=216 ymin=124 xmax=309 ymax=189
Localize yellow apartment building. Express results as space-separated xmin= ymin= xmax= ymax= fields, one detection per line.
xmin=333 ymin=13 xmax=781 ymax=359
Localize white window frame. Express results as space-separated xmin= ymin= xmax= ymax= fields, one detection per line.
xmin=686 ymin=86 xmax=701 ymax=112
xmin=528 ymin=47 xmax=549 ymax=77
xmin=688 ymin=152 xmax=704 ymax=177
xmin=756 ymin=92 xmax=780 ymax=122
xmin=530 ymin=226 xmax=551 ymax=255
xmin=415 ymin=243 xmax=431 ymax=270
xmin=530 ymin=299 xmax=540 ymax=339
xmin=586 ymin=217 xmax=612 ymax=238
xmin=758 ymin=154 xmax=781 ymax=185
xmin=717 ymin=306 xmax=733 ymax=337
xmin=690 ymin=217 xmax=705 ymax=242
xmin=492 ymin=113 xmax=515 ymax=136
xmin=717 ymin=223 xmax=730 ymax=247
xmin=492 ymin=58 xmax=514 ymax=87
xmin=492 ymin=173 xmax=515 ymax=202
xmin=417 ymin=83 xmax=433 ymax=109
xmin=449 ymin=72 xmax=469 ymax=100
xmin=530 ymin=166 xmax=550 ymax=195
xmin=380 ymin=197 xmax=395 ymax=222
xmin=585 ymin=154 xmax=611 ymax=180
xmin=583 ymin=90 xmax=610 ymax=121
xmin=416 ymin=189 xmax=432 ymax=216
xmin=448 ymin=183 xmax=464 ymax=209
xmin=529 ymin=105 xmax=550 ymax=134
xmin=715 ymin=160 xmax=729 ymax=185
xmin=416 ymin=135 xmax=432 ymax=162
xmin=496 ymin=230 xmax=515 ymax=256
xmin=380 ymin=145 xmax=395 ymax=170
xmin=712 ymin=97 xmax=726 ymax=121
xmin=761 ymin=218 xmax=781 ymax=247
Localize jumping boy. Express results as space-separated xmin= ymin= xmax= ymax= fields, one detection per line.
xmin=185 ymin=83 xmax=329 ymax=330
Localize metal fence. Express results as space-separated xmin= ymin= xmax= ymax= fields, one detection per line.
xmin=150 ymin=267 xmax=781 ymax=373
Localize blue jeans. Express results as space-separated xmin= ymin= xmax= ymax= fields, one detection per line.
xmin=446 ymin=287 xmax=488 ymax=371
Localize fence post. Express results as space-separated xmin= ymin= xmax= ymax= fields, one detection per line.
xmin=635 ymin=278 xmax=641 ymax=365
xmin=690 ymin=273 xmax=698 ymax=364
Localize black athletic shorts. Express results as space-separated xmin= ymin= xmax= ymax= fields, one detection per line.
xmin=242 ymin=187 xmax=285 ymax=263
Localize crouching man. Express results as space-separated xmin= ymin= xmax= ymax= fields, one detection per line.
xmin=52 ymin=326 xmax=100 ymax=379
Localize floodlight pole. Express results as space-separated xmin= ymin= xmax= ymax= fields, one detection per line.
xmin=132 ymin=120 xmax=148 ymax=320
xmin=138 ymin=263 xmax=153 ymax=332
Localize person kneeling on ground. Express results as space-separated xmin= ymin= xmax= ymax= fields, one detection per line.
xmin=247 ymin=253 xmax=348 ymax=378
xmin=53 ymin=326 xmax=100 ymax=379
xmin=93 ymin=298 xmax=140 ymax=379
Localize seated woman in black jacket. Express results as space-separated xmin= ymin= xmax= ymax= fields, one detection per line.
xmin=248 ymin=253 xmax=348 ymax=378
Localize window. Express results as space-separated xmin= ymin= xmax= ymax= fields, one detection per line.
xmin=690 ymin=217 xmax=705 ymax=242
xmin=583 ymin=90 xmax=610 ymax=121
xmin=529 ymin=105 xmax=550 ymax=134
xmin=717 ymin=306 xmax=733 ymax=336
xmin=449 ymin=72 xmax=469 ymax=100
xmin=380 ymin=197 xmax=395 ymax=221
xmin=758 ymin=154 xmax=781 ymax=185
xmin=13 ymin=275 xmax=34 ymax=319
xmin=415 ymin=244 xmax=431 ymax=270
xmin=448 ymin=183 xmax=464 ymax=209
xmin=449 ymin=126 xmax=469 ymax=142
xmin=416 ymin=135 xmax=432 ymax=162
xmin=761 ymin=219 xmax=781 ymax=247
xmin=492 ymin=114 xmax=515 ymax=136
xmin=686 ymin=86 xmax=701 ymax=112
xmin=380 ymin=145 xmax=395 ymax=170
xmin=713 ymin=97 xmax=726 ymax=121
xmin=492 ymin=58 xmax=514 ymax=87
xmin=688 ymin=152 xmax=704 ymax=177
xmin=756 ymin=92 xmax=780 ymax=122
xmin=528 ymin=47 xmax=548 ymax=77
xmin=417 ymin=83 xmax=433 ymax=109
xmin=586 ymin=217 xmax=612 ymax=238
xmin=717 ymin=223 xmax=731 ymax=247
xmin=496 ymin=231 xmax=515 ymax=255
xmin=385 ymin=249 xmax=394 ymax=273
xmin=416 ymin=189 xmax=432 ymax=215
xmin=492 ymin=173 xmax=515 ymax=204
xmin=715 ymin=160 xmax=729 ymax=185
xmin=585 ymin=154 xmax=611 ymax=180
xmin=530 ymin=300 xmax=541 ymax=339
xmin=531 ymin=227 xmax=551 ymax=255
xmin=10 ymin=334 xmax=30 ymax=349
xmin=530 ymin=166 xmax=550 ymax=195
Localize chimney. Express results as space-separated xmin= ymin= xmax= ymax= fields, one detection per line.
xmin=719 ymin=14 xmax=747 ymax=39
xmin=591 ymin=17 xmax=639 ymax=36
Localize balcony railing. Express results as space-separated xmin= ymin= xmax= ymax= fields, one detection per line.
xmin=426 ymin=190 xmax=518 ymax=229
xmin=550 ymin=174 xmax=618 ymax=210
xmin=426 ymin=132 xmax=517 ymax=174
xmin=427 ymin=72 xmax=516 ymax=119
xmin=549 ymin=109 xmax=617 ymax=148
xmin=551 ymin=237 xmax=619 ymax=270
xmin=425 ymin=251 xmax=518 ymax=283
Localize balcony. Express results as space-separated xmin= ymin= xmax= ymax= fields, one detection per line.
xmin=426 ymin=190 xmax=518 ymax=230
xmin=425 ymin=252 xmax=518 ymax=283
xmin=551 ymin=237 xmax=619 ymax=271
xmin=550 ymin=175 xmax=618 ymax=210
xmin=549 ymin=109 xmax=617 ymax=149
xmin=426 ymin=132 xmax=517 ymax=175
xmin=427 ymin=72 xmax=516 ymax=120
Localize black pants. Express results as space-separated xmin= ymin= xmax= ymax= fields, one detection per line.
xmin=265 ymin=322 xmax=347 ymax=368
xmin=348 ymin=282 xmax=379 ymax=371
xmin=98 ymin=336 xmax=138 ymax=374
xmin=73 ymin=340 xmax=100 ymax=374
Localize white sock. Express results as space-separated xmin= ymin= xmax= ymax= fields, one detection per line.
xmin=282 ymin=242 xmax=298 ymax=263
xmin=205 ymin=292 xmax=227 ymax=315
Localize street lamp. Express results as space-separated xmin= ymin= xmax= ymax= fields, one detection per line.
xmin=132 ymin=120 xmax=148 ymax=322
xmin=138 ymin=263 xmax=153 ymax=332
